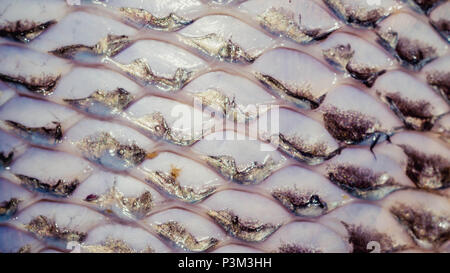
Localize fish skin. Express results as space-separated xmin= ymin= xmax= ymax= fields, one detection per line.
xmin=0 ymin=0 xmax=449 ymax=253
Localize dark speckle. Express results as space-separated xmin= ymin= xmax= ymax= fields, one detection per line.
xmin=272 ymin=189 xmax=328 ymax=217
xmin=342 ymin=222 xmax=400 ymax=253
xmin=278 ymin=244 xmax=321 ymax=253
xmin=26 ymin=215 xmax=87 ymax=244
xmin=5 ymin=120 xmax=63 ymax=145
xmin=399 ymin=145 xmax=449 ymax=190
xmin=431 ymin=19 xmax=450 ymax=41
xmin=328 ymin=165 xmax=400 ymax=200
xmin=207 ymin=210 xmax=279 ymax=242
xmin=344 ymin=8 xmax=384 ymax=28
xmin=256 ymin=73 xmax=324 ymax=110
xmin=395 ymin=38 xmax=436 ymax=69
xmin=412 ymin=0 xmax=441 ymax=13
xmin=64 ymin=88 xmax=134 ymax=117
xmin=0 ymin=198 xmax=20 ymax=219
xmin=0 ymin=73 xmax=60 ymax=96
xmin=383 ymin=93 xmax=435 ymax=131
xmin=390 ymin=204 xmax=450 ymax=247
xmin=84 ymin=194 xmax=99 ymax=202
xmin=49 ymin=44 xmax=93 ymax=59
xmin=0 ymin=151 xmax=14 ymax=168
xmin=346 ymin=63 xmax=386 ymax=87
xmin=0 ymin=20 xmax=56 ymax=43
xmin=427 ymin=72 xmax=450 ymax=101
xmin=323 ymin=0 xmax=387 ymax=27
xmin=16 ymin=174 xmax=79 ymax=197
xmin=323 ymin=108 xmax=377 ymax=143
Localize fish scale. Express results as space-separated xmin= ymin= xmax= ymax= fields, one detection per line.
xmin=0 ymin=0 xmax=449 ymax=253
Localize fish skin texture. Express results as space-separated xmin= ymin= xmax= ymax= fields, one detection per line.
xmin=0 ymin=0 xmax=449 ymax=253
